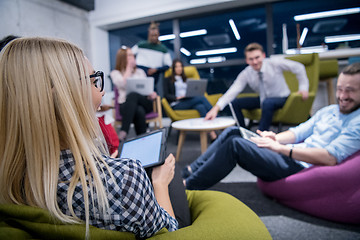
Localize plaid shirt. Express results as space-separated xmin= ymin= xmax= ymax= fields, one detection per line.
xmin=57 ymin=149 xmax=178 ymax=238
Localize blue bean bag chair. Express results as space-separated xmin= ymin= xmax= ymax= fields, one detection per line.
xmin=257 ymin=151 xmax=360 ymax=224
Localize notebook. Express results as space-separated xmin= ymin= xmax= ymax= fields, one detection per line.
xmin=228 ymin=102 xmax=260 ymax=142
xmin=119 ymin=128 xmax=167 ymax=168
xmin=185 ymin=79 xmax=208 ymax=97
xmin=126 ymin=77 xmax=154 ymax=95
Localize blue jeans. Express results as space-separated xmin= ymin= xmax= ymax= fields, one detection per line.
xmin=232 ymin=96 xmax=288 ymax=131
xmin=173 ymin=96 xmax=212 ymax=117
xmin=185 ymin=126 xmax=305 ymax=190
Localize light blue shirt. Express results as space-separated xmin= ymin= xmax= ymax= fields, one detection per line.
xmin=289 ymin=104 xmax=360 ymax=166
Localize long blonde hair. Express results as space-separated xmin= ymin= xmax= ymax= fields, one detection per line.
xmin=0 ymin=37 xmax=110 ymax=236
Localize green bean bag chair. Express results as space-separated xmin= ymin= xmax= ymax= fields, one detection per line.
xmin=0 ymin=190 xmax=271 ymax=240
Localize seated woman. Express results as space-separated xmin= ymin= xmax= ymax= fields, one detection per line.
xmin=0 ymin=37 xmax=190 ymax=239
xmin=110 ymin=46 xmax=157 ymax=141
xmin=163 ymin=59 xmax=217 ymax=140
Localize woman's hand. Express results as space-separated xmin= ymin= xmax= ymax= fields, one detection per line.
xmin=147 ymin=91 xmax=157 ymax=100
xmin=152 ymin=154 xmax=175 ymax=187
xmin=176 ymin=96 xmax=185 ymax=100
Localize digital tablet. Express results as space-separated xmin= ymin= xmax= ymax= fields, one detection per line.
xmin=119 ymin=128 xmax=167 ymax=168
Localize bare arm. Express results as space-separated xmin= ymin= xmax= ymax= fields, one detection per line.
xmin=205 ymin=105 xmax=220 ymax=120
xmin=151 ymin=154 xmax=176 ymax=218
xmin=253 ymin=130 xmax=337 ymax=166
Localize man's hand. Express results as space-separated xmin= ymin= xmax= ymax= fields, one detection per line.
xmin=147 ymin=68 xmax=157 ymax=76
xmin=298 ymin=90 xmax=309 ymax=100
xmin=250 ymin=136 xmax=285 ymax=153
xmin=256 ymin=130 xmax=277 ymax=141
xmin=205 ymin=105 xmax=220 ymax=120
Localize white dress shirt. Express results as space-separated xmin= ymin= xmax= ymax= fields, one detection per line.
xmin=216 ymin=58 xmax=309 ymax=110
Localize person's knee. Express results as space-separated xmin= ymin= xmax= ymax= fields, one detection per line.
xmin=127 ymin=92 xmax=139 ymax=101
xmin=134 ymin=106 xmax=146 ymax=119
xmin=219 ymin=126 xmax=240 ymax=142
xmin=195 ymin=104 xmax=207 ymax=117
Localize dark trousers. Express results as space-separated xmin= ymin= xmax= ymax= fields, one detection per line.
xmin=120 ymin=92 xmax=153 ymax=135
xmin=146 ymin=164 xmax=191 ymax=229
xmin=232 ymin=96 xmax=288 ymax=131
xmin=172 ymin=96 xmax=212 ymax=117
xmin=185 ymin=126 xmax=305 ymax=190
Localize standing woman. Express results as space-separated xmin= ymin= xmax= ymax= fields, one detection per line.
xmin=0 ymin=37 xmax=178 ymax=239
xmin=110 ymin=46 xmax=157 ymax=141
xmin=163 ymin=59 xmax=217 ymax=140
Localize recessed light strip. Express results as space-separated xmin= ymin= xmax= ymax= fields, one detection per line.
xmin=158 ymin=34 xmax=175 ymax=41
xmin=180 ymin=47 xmax=191 ymax=56
xmin=208 ymin=56 xmax=226 ymax=63
xmin=190 ymin=58 xmax=207 ymax=64
xmin=294 ymin=7 xmax=360 ymax=21
xmin=229 ymin=19 xmax=241 ymax=40
xmin=180 ymin=29 xmax=207 ymax=38
xmin=299 ymin=27 xmax=308 ymax=46
xmin=196 ymin=47 xmax=237 ymax=56
xmin=159 ymin=29 xmax=207 ymax=41
xmin=325 ymin=34 xmax=360 ymax=43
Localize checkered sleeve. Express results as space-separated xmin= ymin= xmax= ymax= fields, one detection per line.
xmin=57 ymin=150 xmax=178 ymax=239
xmin=117 ymin=158 xmax=178 ymax=238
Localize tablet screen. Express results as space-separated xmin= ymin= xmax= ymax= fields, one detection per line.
xmin=119 ymin=130 xmax=165 ymax=168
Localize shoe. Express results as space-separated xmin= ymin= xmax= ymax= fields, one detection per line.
xmin=181 ymin=165 xmax=192 ymax=179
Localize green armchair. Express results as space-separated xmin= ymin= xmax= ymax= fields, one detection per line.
xmin=162 ymin=66 xmax=222 ymax=123
xmin=162 ymin=66 xmax=202 ymax=122
xmin=241 ymin=53 xmax=320 ymax=130
xmin=0 ymin=190 xmax=272 ymax=240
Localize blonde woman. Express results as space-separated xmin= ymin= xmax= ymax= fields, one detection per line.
xmin=0 ymin=37 xmax=179 ymax=238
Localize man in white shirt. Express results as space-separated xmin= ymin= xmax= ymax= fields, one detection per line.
xmin=205 ymin=43 xmax=309 ymax=131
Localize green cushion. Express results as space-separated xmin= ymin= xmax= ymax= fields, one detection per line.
xmin=0 ymin=190 xmax=271 ymax=240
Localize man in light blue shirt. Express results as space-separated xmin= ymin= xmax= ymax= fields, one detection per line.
xmin=205 ymin=43 xmax=309 ymax=131
xmin=184 ymin=63 xmax=360 ymax=190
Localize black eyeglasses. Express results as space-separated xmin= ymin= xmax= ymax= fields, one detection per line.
xmin=90 ymin=71 xmax=104 ymax=92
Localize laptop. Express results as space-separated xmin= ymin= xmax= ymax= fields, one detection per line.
xmin=126 ymin=77 xmax=154 ymax=95
xmin=185 ymin=79 xmax=208 ymax=97
xmin=228 ymin=102 xmax=260 ymax=142
xmin=119 ymin=128 xmax=167 ymax=168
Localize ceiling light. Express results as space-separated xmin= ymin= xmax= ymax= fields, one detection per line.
xmin=229 ymin=19 xmax=241 ymax=40
xmin=207 ymin=56 xmax=226 ymax=63
xmin=294 ymin=7 xmax=360 ymax=21
xmin=299 ymin=27 xmax=308 ymax=46
xmin=190 ymin=58 xmax=207 ymax=64
xmin=159 ymin=34 xmax=175 ymax=41
xmin=325 ymin=34 xmax=360 ymax=43
xmin=159 ymin=29 xmax=207 ymax=41
xmin=180 ymin=29 xmax=207 ymax=38
xmin=180 ymin=47 xmax=191 ymax=56
xmin=285 ymin=45 xmax=328 ymax=54
xmin=195 ymin=47 xmax=237 ymax=56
